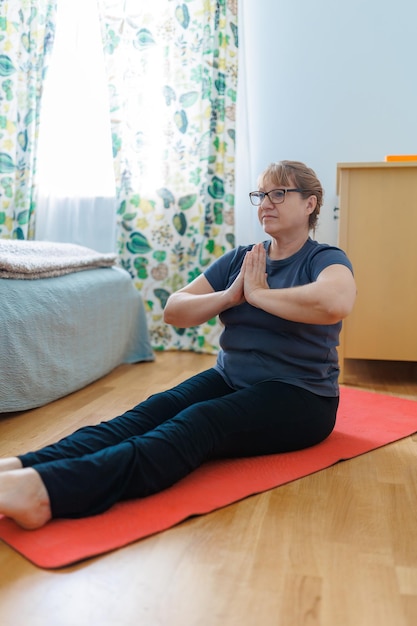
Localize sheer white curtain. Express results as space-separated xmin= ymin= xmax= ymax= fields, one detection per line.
xmin=234 ymin=0 xmax=265 ymax=246
xmin=36 ymin=0 xmax=117 ymax=252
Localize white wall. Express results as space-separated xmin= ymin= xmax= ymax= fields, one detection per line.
xmin=235 ymin=0 xmax=417 ymax=245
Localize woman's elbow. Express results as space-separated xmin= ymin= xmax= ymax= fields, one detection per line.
xmin=163 ymin=308 xmax=173 ymax=325
xmin=163 ymin=296 xmax=177 ymax=325
xmin=163 ymin=296 xmax=190 ymax=327
xmin=327 ymin=292 xmax=356 ymax=323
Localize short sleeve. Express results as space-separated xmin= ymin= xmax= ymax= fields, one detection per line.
xmin=308 ymin=246 xmax=353 ymax=281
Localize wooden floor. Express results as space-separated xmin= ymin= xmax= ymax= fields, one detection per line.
xmin=0 ymin=352 xmax=416 ymax=626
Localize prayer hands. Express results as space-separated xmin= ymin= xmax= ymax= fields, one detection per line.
xmin=227 ymin=243 xmax=268 ymax=308
xmin=243 ymin=243 xmax=269 ymax=303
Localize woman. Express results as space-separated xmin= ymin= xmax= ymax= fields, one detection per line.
xmin=0 ymin=160 xmax=356 ymax=529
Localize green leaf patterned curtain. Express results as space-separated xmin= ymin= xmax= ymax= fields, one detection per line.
xmin=0 ymin=0 xmax=56 ymax=240
xmin=98 ymin=0 xmax=238 ymax=353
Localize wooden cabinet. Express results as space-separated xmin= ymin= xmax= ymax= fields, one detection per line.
xmin=337 ymin=161 xmax=417 ymax=381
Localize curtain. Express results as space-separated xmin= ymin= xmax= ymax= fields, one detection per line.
xmin=234 ymin=0 xmax=265 ymax=247
xmin=98 ymin=0 xmax=238 ymax=353
xmin=0 ymin=0 xmax=56 ymax=240
xmin=35 ymin=0 xmax=117 ymax=253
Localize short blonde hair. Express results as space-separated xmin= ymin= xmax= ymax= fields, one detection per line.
xmin=258 ymin=160 xmax=323 ymax=231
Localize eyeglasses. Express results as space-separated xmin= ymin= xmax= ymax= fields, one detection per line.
xmin=249 ymin=188 xmax=304 ymax=206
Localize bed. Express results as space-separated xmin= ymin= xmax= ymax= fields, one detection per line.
xmin=0 ymin=240 xmax=154 ymax=413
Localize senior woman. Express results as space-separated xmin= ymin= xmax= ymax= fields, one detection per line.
xmin=0 ymin=160 xmax=356 ymax=529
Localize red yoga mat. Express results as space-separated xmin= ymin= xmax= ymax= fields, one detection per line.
xmin=0 ymin=386 xmax=416 ymax=569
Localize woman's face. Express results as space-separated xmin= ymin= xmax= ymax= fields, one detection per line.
xmin=257 ymin=177 xmax=315 ymax=239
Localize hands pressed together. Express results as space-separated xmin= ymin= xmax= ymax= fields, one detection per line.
xmin=227 ymin=243 xmax=269 ymax=308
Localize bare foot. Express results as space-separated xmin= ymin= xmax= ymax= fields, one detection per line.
xmin=0 ymin=457 xmax=23 ymax=472
xmin=0 ymin=468 xmax=52 ymax=529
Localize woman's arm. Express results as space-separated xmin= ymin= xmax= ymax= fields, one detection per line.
xmin=244 ymin=243 xmax=357 ymax=325
xmin=163 ymin=268 xmax=246 ymax=328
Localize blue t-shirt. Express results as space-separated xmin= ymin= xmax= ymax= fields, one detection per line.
xmin=204 ymin=238 xmax=353 ymax=397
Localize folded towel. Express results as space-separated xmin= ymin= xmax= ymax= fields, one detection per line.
xmin=0 ymin=239 xmax=116 ymax=279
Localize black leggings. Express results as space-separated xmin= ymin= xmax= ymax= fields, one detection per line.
xmin=19 ymin=368 xmax=339 ymax=519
